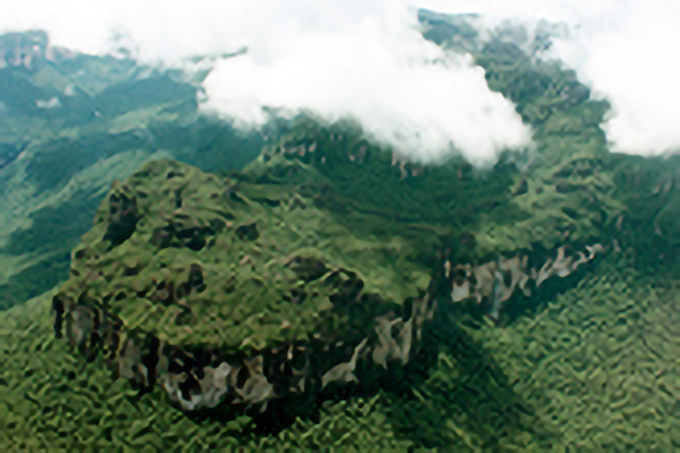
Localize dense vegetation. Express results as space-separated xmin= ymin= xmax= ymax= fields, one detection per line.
xmin=1 ymin=12 xmax=678 ymax=450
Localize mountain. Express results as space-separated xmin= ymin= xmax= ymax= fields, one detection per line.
xmin=2 ymin=134 xmax=678 ymax=450
xmin=1 ymin=13 xmax=679 ymax=449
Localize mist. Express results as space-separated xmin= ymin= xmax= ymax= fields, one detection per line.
xmin=3 ymin=0 xmax=679 ymax=162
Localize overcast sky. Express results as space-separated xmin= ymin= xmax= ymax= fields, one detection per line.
xmin=2 ymin=0 xmax=679 ymax=164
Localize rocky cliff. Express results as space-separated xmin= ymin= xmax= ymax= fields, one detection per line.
xmin=44 ymin=121 xmax=678 ymax=446
xmin=48 ymin=114 xmax=644 ymax=425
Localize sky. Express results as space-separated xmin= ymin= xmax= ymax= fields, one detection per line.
xmin=2 ymin=0 xmax=679 ymax=164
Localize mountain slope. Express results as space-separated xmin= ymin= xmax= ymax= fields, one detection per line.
xmin=0 ymin=32 xmax=265 ymax=309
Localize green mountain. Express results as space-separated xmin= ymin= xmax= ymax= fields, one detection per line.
xmin=1 ymin=15 xmax=679 ymax=450
xmin=419 ymin=10 xmax=679 ymax=269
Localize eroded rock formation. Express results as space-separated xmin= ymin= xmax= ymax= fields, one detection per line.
xmin=445 ymin=243 xmax=605 ymax=320
xmin=52 ymin=158 xmax=440 ymax=417
xmin=50 ymin=127 xmax=632 ymax=422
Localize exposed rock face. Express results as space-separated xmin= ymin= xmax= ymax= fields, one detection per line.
xmin=3 ymin=17 xmax=676 ymax=449
xmin=445 ymin=243 xmax=605 ymax=320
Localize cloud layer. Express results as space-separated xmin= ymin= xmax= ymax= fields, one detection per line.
xmin=3 ymin=0 xmax=679 ymax=161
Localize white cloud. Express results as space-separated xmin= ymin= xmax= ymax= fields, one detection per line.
xmin=35 ymin=97 xmax=61 ymax=108
xmin=424 ymin=0 xmax=680 ymax=156
xmin=546 ymin=0 xmax=680 ymax=156
xmin=199 ymin=8 xmax=531 ymax=165
xmin=2 ymin=0 xmax=679 ymax=160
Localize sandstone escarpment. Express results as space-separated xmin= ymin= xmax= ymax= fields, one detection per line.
xmin=444 ymin=242 xmax=605 ymax=321
xmin=51 ymin=154 xmax=621 ymax=429
xmin=49 ymin=116 xmax=636 ymax=424
xmin=52 ymin=158 xmax=442 ymax=419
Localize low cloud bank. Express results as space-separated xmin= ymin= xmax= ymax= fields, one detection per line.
xmin=3 ymin=0 xmax=678 ymax=161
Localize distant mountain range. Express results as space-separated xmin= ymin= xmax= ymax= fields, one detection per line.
xmin=0 ymin=30 xmax=265 ymax=308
